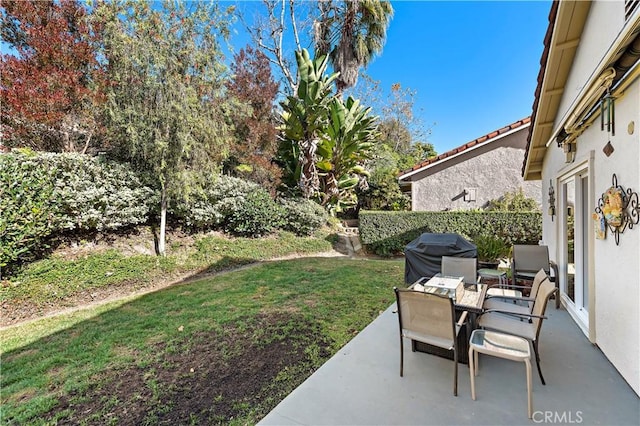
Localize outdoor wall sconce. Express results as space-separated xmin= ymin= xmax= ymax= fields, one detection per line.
xmin=548 ymin=180 xmax=556 ymax=221
xmin=555 ymin=129 xmax=576 ymax=163
xmin=595 ymin=174 xmax=640 ymax=245
xmin=555 ymin=129 xmax=568 ymax=147
xmin=563 ymin=140 xmax=576 ymax=163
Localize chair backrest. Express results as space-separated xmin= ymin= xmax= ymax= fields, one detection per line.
xmin=529 ymin=268 xmax=550 ymax=300
xmin=512 ymin=245 xmax=551 ymax=274
xmin=531 ymin=279 xmax=557 ymax=339
xmin=394 ymin=288 xmax=456 ymax=344
xmin=441 ymin=256 xmax=477 ymax=285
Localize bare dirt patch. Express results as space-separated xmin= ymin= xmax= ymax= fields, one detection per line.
xmin=44 ymin=312 xmax=332 ymax=425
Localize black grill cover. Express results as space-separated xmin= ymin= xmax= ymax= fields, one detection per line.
xmin=404 ymin=233 xmax=477 ymax=284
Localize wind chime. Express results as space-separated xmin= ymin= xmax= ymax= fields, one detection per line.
xmin=601 ymin=88 xmax=615 ymax=156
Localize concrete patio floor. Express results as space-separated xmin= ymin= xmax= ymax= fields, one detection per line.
xmin=259 ymin=304 xmax=639 ymax=425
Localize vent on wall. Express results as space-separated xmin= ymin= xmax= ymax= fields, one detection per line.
xmin=626 ymin=0 xmax=639 ymax=21
xmin=463 ymin=188 xmax=477 ymax=202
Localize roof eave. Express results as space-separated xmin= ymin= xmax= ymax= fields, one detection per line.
xmin=400 ymin=118 xmax=531 ymax=182
xmin=524 ymin=0 xmax=591 ymax=181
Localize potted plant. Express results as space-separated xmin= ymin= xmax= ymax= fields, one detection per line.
xmin=473 ymin=235 xmax=509 ymax=269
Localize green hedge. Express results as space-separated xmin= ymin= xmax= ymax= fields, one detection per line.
xmin=0 ymin=151 xmax=156 ymax=274
xmin=1 ymin=151 xmax=329 ymax=276
xmin=359 ymin=211 xmax=542 ymax=256
xmin=170 ymin=175 xmax=260 ymax=230
xmin=170 ymin=175 xmax=328 ymax=237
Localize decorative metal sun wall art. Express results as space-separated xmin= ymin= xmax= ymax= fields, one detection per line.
xmin=595 ymin=174 xmax=640 ymax=245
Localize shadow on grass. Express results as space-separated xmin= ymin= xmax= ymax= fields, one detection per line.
xmin=0 ymin=255 xmax=264 ymax=328
xmin=1 ymin=256 xmax=404 ymax=425
xmin=1 ymin=257 xmax=327 ymax=425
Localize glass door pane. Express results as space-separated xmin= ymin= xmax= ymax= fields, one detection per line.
xmin=565 ymin=180 xmax=575 ymax=304
xmin=581 ymin=175 xmax=589 ymax=311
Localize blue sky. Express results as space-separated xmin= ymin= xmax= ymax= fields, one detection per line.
xmin=2 ymin=0 xmax=551 ymax=157
xmin=231 ymin=0 xmax=551 ymax=155
xmin=362 ymin=0 xmax=552 ymax=154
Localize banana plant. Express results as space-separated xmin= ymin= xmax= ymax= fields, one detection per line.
xmin=317 ymin=96 xmax=378 ymax=212
xmin=278 ymin=49 xmax=337 ymax=197
xmin=278 ymin=49 xmax=378 ymax=214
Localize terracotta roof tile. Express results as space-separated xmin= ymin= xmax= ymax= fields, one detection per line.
xmin=523 ymin=1 xmax=558 ymax=177
xmin=400 ymin=116 xmax=532 ymax=178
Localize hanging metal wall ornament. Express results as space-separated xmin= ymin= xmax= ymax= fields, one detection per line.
xmin=595 ymin=174 xmax=640 ymax=245
xmin=548 ymin=180 xmax=556 ymax=221
xmin=601 ymin=89 xmax=615 ymax=135
xmin=601 ymin=89 xmax=616 ymax=157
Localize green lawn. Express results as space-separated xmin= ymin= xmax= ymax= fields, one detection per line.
xmin=1 ymin=257 xmax=404 ymax=425
xmin=0 ymin=231 xmax=335 ymax=312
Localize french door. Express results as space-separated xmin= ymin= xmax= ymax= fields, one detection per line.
xmin=560 ymin=171 xmax=590 ymax=330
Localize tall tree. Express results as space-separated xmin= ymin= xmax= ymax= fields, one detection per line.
xmin=348 ymin=79 xmax=436 ymax=163
xmin=0 ymin=0 xmax=104 ymax=152
xmin=379 ymin=83 xmax=433 ymax=155
xmin=225 ymin=46 xmax=281 ymax=195
xmin=279 ymin=49 xmax=378 ymax=213
xmin=313 ymin=0 xmax=393 ymax=95
xmin=349 ymin=81 xmax=437 ymax=212
xmin=242 ymin=0 xmax=322 ymax=94
xmin=97 ymin=0 xmax=235 ymax=255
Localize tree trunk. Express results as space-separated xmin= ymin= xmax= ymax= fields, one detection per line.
xmin=158 ymin=183 xmax=167 ymax=257
xmin=299 ymin=137 xmax=319 ymax=198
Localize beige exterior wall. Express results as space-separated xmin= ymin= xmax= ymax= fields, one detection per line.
xmin=539 ymin=0 xmax=640 ymax=395
xmin=555 ymin=1 xmax=625 ymax=124
xmin=410 ymin=129 xmax=541 ymax=211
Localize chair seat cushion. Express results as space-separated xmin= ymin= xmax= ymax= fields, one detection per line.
xmin=478 ymin=312 xmax=536 ymax=341
xmin=483 ymin=298 xmax=531 ymax=315
xmin=402 ymin=329 xmax=454 ymax=350
xmin=469 ymin=329 xmax=531 ymax=361
xmin=486 ymin=288 xmax=523 ymax=298
xmin=515 ymin=271 xmax=539 ymax=279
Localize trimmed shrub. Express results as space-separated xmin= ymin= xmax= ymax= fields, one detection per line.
xmin=172 ymin=177 xmax=327 ymax=237
xmin=50 ymin=154 xmax=156 ymax=231
xmin=485 ymin=188 xmax=540 ymax=212
xmin=171 ymin=175 xmax=260 ymax=230
xmin=279 ymin=198 xmax=328 ymax=236
xmin=359 ymin=211 xmax=541 ymax=256
xmin=0 ymin=152 xmax=57 ymax=271
xmin=225 ymin=189 xmax=285 ymax=237
xmin=0 ymin=151 xmax=156 ymax=274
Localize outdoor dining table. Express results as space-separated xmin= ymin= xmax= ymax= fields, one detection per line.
xmin=409 ymin=275 xmax=488 ymax=364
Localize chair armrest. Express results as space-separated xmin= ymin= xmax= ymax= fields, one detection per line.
xmin=485 ymin=295 xmax=534 ymax=302
xmin=456 ymin=310 xmax=468 ymax=327
xmin=487 ymin=283 xmax=532 ymax=290
xmin=480 ymin=309 xmax=547 ymax=321
xmin=549 ymin=260 xmax=559 ymax=282
xmin=486 ymin=283 xmax=535 ymax=292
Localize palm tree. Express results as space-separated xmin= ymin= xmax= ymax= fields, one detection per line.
xmin=313 ymin=0 xmax=393 ymax=96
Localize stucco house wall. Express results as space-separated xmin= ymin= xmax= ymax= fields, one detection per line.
xmin=528 ymin=0 xmax=640 ymax=396
xmin=541 ymin=78 xmax=639 ymax=398
xmin=402 ymin=122 xmax=541 ymax=211
xmin=556 ymin=1 xmax=624 ymax=122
